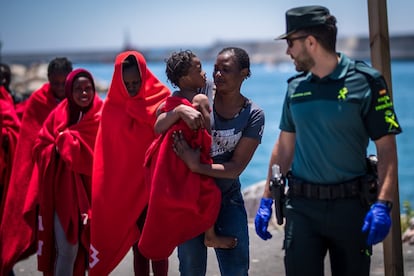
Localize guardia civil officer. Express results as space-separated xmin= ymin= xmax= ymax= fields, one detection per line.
xmin=255 ymin=5 xmax=401 ymax=276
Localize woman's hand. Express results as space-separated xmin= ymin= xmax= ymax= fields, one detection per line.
xmin=154 ymin=104 xmax=205 ymax=134
xmin=176 ymin=105 xmax=205 ymax=130
xmin=172 ymin=130 xmax=201 ymax=172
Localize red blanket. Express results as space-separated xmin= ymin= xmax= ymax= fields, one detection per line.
xmin=0 ymin=98 xmax=20 ymax=218
xmin=139 ymin=96 xmax=221 ymax=260
xmin=89 ymin=51 xmax=170 ymax=275
xmin=23 ymin=95 xmax=102 ymax=274
xmin=0 ymin=83 xmax=59 ymax=274
xmin=15 ymin=100 xmax=28 ymax=120
xmin=0 ymin=86 xmax=14 ymax=105
xmin=0 ymin=86 xmax=27 ymax=120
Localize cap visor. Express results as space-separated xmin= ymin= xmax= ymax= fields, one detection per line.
xmin=275 ymin=34 xmax=287 ymax=40
xmin=274 ymin=29 xmax=296 ymax=40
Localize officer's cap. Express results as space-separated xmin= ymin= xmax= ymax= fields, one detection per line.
xmin=277 ymin=5 xmax=330 ymax=39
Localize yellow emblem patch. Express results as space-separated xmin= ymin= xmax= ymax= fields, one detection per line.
xmin=337 ymin=87 xmax=348 ymax=100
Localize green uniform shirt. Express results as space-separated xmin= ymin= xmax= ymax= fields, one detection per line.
xmin=280 ymin=53 xmax=402 ymax=184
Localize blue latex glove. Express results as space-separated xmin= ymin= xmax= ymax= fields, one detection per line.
xmin=362 ymin=202 xmax=392 ymax=245
xmin=255 ymin=198 xmax=273 ymax=240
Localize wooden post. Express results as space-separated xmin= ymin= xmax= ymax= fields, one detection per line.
xmin=367 ymin=1 xmax=404 ymax=275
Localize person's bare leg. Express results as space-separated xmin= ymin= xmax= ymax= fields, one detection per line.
xmin=204 ymin=227 xmax=237 ymax=249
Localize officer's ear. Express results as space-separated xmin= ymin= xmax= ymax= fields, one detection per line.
xmin=307 ymin=35 xmax=318 ymax=47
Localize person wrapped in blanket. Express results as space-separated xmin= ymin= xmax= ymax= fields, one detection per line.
xmin=24 ymin=68 xmax=102 ymax=275
xmin=89 ymin=51 xmax=171 ymax=276
xmin=0 ymin=90 xmax=20 ymax=220
xmin=0 ymin=57 xmax=73 ymax=276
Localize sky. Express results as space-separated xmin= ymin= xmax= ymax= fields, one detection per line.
xmin=1 ymin=0 xmax=413 ymax=54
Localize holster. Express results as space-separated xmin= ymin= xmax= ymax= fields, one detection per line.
xmin=360 ymin=155 xmax=379 ymax=207
xmin=270 ymin=174 xmax=286 ymax=225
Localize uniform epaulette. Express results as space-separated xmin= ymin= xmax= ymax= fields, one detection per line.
xmin=287 ymin=71 xmax=308 ymax=83
xmin=353 ymin=60 xmax=388 ymax=93
xmin=354 ymin=60 xmax=381 ymax=79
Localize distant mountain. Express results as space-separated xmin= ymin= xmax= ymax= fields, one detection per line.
xmin=2 ymin=34 xmax=414 ymax=65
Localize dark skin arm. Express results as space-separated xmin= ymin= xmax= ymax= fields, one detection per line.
xmin=173 ymin=130 xmax=259 ymax=179
xmin=154 ymin=103 xmax=205 ymax=134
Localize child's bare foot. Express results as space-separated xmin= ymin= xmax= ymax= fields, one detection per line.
xmin=204 ymin=235 xmax=238 ymax=249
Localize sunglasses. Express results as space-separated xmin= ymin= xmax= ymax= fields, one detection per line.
xmin=286 ymin=35 xmax=309 ymax=48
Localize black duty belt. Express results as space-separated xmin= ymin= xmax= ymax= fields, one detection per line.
xmin=287 ymin=176 xmax=362 ymax=200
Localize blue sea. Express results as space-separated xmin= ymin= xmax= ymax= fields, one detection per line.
xmin=75 ymin=60 xmax=414 ymax=209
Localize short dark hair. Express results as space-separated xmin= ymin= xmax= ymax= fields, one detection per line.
xmin=165 ymin=50 xmax=196 ymax=88
xmin=47 ymin=57 xmax=73 ymax=77
xmin=302 ymin=15 xmax=337 ymax=52
xmin=218 ymin=47 xmax=251 ymax=78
